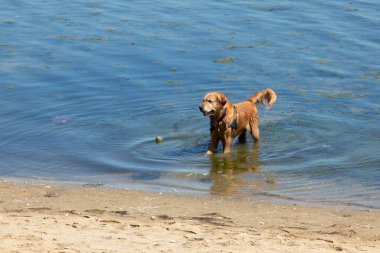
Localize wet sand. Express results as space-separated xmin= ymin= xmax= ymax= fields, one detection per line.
xmin=0 ymin=180 xmax=379 ymax=252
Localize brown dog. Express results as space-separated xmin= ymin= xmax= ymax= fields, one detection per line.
xmin=199 ymin=89 xmax=276 ymax=155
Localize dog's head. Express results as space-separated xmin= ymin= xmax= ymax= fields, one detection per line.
xmin=199 ymin=92 xmax=228 ymax=116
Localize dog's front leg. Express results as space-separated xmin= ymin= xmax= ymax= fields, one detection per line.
xmin=222 ymin=132 xmax=233 ymax=154
xmin=207 ymin=132 xmax=219 ymax=155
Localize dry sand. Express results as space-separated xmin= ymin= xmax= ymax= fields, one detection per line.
xmin=0 ymin=180 xmax=379 ymax=253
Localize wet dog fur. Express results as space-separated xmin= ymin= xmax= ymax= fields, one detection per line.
xmin=199 ymin=89 xmax=276 ymax=155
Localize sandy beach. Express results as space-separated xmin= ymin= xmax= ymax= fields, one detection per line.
xmin=0 ymin=180 xmax=379 ymax=253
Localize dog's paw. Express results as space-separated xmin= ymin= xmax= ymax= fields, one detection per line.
xmin=206 ymin=150 xmax=214 ymax=156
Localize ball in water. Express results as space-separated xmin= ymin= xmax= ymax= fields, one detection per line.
xmin=155 ymin=136 xmax=163 ymax=144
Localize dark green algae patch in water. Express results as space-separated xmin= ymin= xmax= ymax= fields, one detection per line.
xmin=1 ymin=0 xmax=380 ymax=209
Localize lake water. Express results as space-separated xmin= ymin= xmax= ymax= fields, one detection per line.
xmin=1 ymin=0 xmax=380 ymax=208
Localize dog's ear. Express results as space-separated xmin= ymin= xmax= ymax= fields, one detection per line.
xmin=217 ymin=93 xmax=228 ymax=106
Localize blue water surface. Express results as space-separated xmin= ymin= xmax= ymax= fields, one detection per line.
xmin=1 ymin=0 xmax=380 ymax=208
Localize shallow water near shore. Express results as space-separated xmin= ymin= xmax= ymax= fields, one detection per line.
xmin=1 ymin=0 xmax=380 ymax=208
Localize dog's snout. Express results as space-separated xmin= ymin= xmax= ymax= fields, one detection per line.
xmin=199 ymin=105 xmax=204 ymax=112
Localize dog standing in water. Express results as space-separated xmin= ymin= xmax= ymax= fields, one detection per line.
xmin=199 ymin=89 xmax=277 ymax=155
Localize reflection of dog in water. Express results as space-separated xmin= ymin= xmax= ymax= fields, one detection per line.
xmin=199 ymin=89 xmax=276 ymax=155
xmin=209 ymin=143 xmax=276 ymax=195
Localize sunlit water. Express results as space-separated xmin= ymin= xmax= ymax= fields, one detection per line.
xmin=1 ymin=0 xmax=380 ymax=208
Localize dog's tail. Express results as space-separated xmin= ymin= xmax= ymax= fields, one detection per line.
xmin=247 ymin=88 xmax=277 ymax=109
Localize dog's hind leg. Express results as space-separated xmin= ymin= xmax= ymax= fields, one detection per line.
xmin=238 ymin=129 xmax=247 ymax=144
xmin=249 ymin=117 xmax=260 ymax=142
